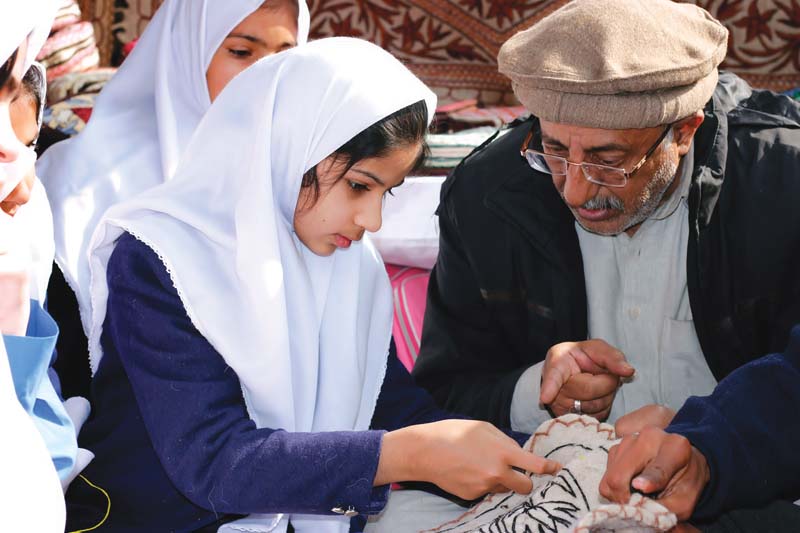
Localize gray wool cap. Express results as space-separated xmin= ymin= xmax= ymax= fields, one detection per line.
xmin=498 ymin=0 xmax=729 ymax=129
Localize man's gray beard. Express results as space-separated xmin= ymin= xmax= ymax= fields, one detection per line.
xmin=575 ymin=156 xmax=679 ymax=236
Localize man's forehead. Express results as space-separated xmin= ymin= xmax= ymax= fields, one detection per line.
xmin=539 ymin=119 xmax=650 ymax=151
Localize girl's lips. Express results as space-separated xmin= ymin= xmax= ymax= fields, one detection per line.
xmin=576 ymin=207 xmax=616 ymax=222
xmin=334 ymin=234 xmax=352 ymax=248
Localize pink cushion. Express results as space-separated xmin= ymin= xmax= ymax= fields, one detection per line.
xmin=386 ymin=265 xmax=431 ymax=372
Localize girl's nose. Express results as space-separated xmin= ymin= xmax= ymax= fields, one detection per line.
xmin=355 ymin=197 xmax=383 ymax=233
xmin=0 ymin=112 xmax=20 ymax=164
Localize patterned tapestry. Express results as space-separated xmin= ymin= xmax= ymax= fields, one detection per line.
xmin=79 ymin=0 xmax=800 ymax=104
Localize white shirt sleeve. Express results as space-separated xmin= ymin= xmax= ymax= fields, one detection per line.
xmin=509 ymin=361 xmax=552 ymax=433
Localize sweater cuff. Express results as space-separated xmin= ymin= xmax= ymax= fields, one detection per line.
xmin=324 ymin=429 xmax=390 ymax=517
xmin=665 ymin=407 xmax=730 ymax=520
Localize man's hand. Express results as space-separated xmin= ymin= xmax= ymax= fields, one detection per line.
xmin=540 ymin=339 xmax=635 ymax=420
xmin=615 ymin=404 xmax=676 ymax=437
xmin=600 ymin=427 xmax=710 ymax=521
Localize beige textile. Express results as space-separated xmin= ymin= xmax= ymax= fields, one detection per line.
xmin=428 ymin=415 xmax=677 ymax=533
xmin=498 ymin=0 xmax=728 ymax=128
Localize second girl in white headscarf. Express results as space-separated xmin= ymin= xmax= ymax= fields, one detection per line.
xmin=38 ymin=0 xmax=310 ymax=329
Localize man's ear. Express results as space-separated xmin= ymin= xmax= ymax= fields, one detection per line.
xmin=672 ymin=111 xmax=704 ymax=157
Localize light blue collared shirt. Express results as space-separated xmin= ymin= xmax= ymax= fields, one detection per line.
xmin=4 ymin=301 xmax=77 ymax=481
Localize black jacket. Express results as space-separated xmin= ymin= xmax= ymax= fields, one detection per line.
xmin=414 ymin=73 xmax=800 ymax=427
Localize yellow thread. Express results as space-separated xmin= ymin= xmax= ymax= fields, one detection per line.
xmin=67 ymin=474 xmax=111 ymax=533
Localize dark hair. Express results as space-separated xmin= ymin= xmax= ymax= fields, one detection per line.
xmin=301 ymin=99 xmax=430 ymax=204
xmin=20 ymin=65 xmax=43 ymax=114
xmin=0 ymin=49 xmax=19 ymax=91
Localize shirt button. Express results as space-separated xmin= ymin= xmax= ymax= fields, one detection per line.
xmin=331 ymin=506 xmax=346 ymax=514
xmin=344 ymin=507 xmax=359 ymax=517
xmin=629 ymin=307 xmax=640 ymax=320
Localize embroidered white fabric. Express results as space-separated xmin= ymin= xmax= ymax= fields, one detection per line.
xmin=428 ymin=415 xmax=677 ymax=533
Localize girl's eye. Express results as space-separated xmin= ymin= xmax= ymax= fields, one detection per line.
xmin=227 ymin=48 xmax=252 ymax=58
xmin=348 ymin=180 xmax=369 ymax=192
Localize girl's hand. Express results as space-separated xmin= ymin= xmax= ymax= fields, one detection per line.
xmin=376 ymin=419 xmax=560 ymax=501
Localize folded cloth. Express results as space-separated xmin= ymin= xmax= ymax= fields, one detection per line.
xmin=51 ymin=0 xmax=81 ymax=32
xmin=47 ymin=68 xmax=116 ymax=105
xmin=427 ymin=415 xmax=677 ymax=533
xmin=36 ymin=21 xmax=99 ymax=81
xmin=426 ymin=127 xmax=502 ymax=170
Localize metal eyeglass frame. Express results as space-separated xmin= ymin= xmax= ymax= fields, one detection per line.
xmin=519 ymin=124 xmax=673 ymax=188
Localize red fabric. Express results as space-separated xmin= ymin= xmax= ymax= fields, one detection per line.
xmin=385 ymin=265 xmax=431 ymax=372
xmin=122 ymin=38 xmax=138 ymax=60
xmin=71 ymin=107 xmax=93 ymax=123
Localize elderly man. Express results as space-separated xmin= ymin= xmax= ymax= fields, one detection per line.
xmin=415 ymin=0 xmax=800 ymax=456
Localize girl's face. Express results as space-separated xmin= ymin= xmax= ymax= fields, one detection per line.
xmin=0 ymin=39 xmax=28 ymax=164
xmin=206 ymin=1 xmax=299 ymax=102
xmin=2 ymin=93 xmax=37 ymax=216
xmin=294 ymin=142 xmax=422 ymax=257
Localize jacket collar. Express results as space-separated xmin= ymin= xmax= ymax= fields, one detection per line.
xmin=482 ymin=118 xmax=581 ymax=272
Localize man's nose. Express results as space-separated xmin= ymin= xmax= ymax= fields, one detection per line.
xmin=560 ymin=163 xmax=599 ymax=208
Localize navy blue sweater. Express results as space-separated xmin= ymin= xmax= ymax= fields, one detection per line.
xmin=67 ymin=234 xmax=521 ymax=532
xmin=667 ymin=326 xmax=800 ymax=521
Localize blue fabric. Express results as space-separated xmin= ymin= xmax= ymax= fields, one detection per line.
xmin=4 ymin=302 xmax=77 ymax=482
xmin=68 ymin=233 xmax=507 ymax=532
xmin=667 ymin=325 xmax=800 ymax=521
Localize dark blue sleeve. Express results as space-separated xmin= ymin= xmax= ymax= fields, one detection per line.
xmin=106 ymin=234 xmax=389 ymax=516
xmin=372 ymin=346 xmax=529 ymax=447
xmin=666 ymin=326 xmax=800 ymax=520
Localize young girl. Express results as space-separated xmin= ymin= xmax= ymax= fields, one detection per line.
xmin=39 ymin=0 xmax=309 ymax=402
xmin=0 ymin=3 xmax=69 ymax=530
xmin=37 ymin=0 xmax=310 ymax=370
xmin=66 ymin=38 xmax=558 ymax=532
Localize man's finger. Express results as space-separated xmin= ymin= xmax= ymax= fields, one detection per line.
xmin=616 ymin=405 xmax=676 ymax=437
xmin=562 ymin=372 xmax=620 ymax=401
xmin=599 ymin=433 xmax=660 ymax=503
xmin=631 ymin=435 xmax=693 ymax=494
xmin=581 ymin=340 xmax=635 ymax=377
xmin=567 ymin=346 xmax=605 ymax=374
xmin=569 ymin=390 xmax=616 ymax=415
xmin=540 ymin=358 xmax=578 ymax=404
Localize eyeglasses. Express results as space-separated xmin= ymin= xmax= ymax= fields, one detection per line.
xmin=519 ymin=124 xmax=672 ymax=188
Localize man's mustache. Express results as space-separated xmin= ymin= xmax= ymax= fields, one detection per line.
xmin=581 ymin=194 xmax=624 ymax=211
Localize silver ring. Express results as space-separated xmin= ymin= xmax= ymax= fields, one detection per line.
xmin=571 ymin=399 xmax=582 ymax=415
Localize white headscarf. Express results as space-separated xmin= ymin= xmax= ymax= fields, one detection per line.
xmin=87 ymin=37 xmax=435 ymax=533
xmin=37 ymin=0 xmax=311 ymax=330
xmin=0 ymin=3 xmax=65 ymax=529
xmin=0 ymin=1 xmax=58 ymax=202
